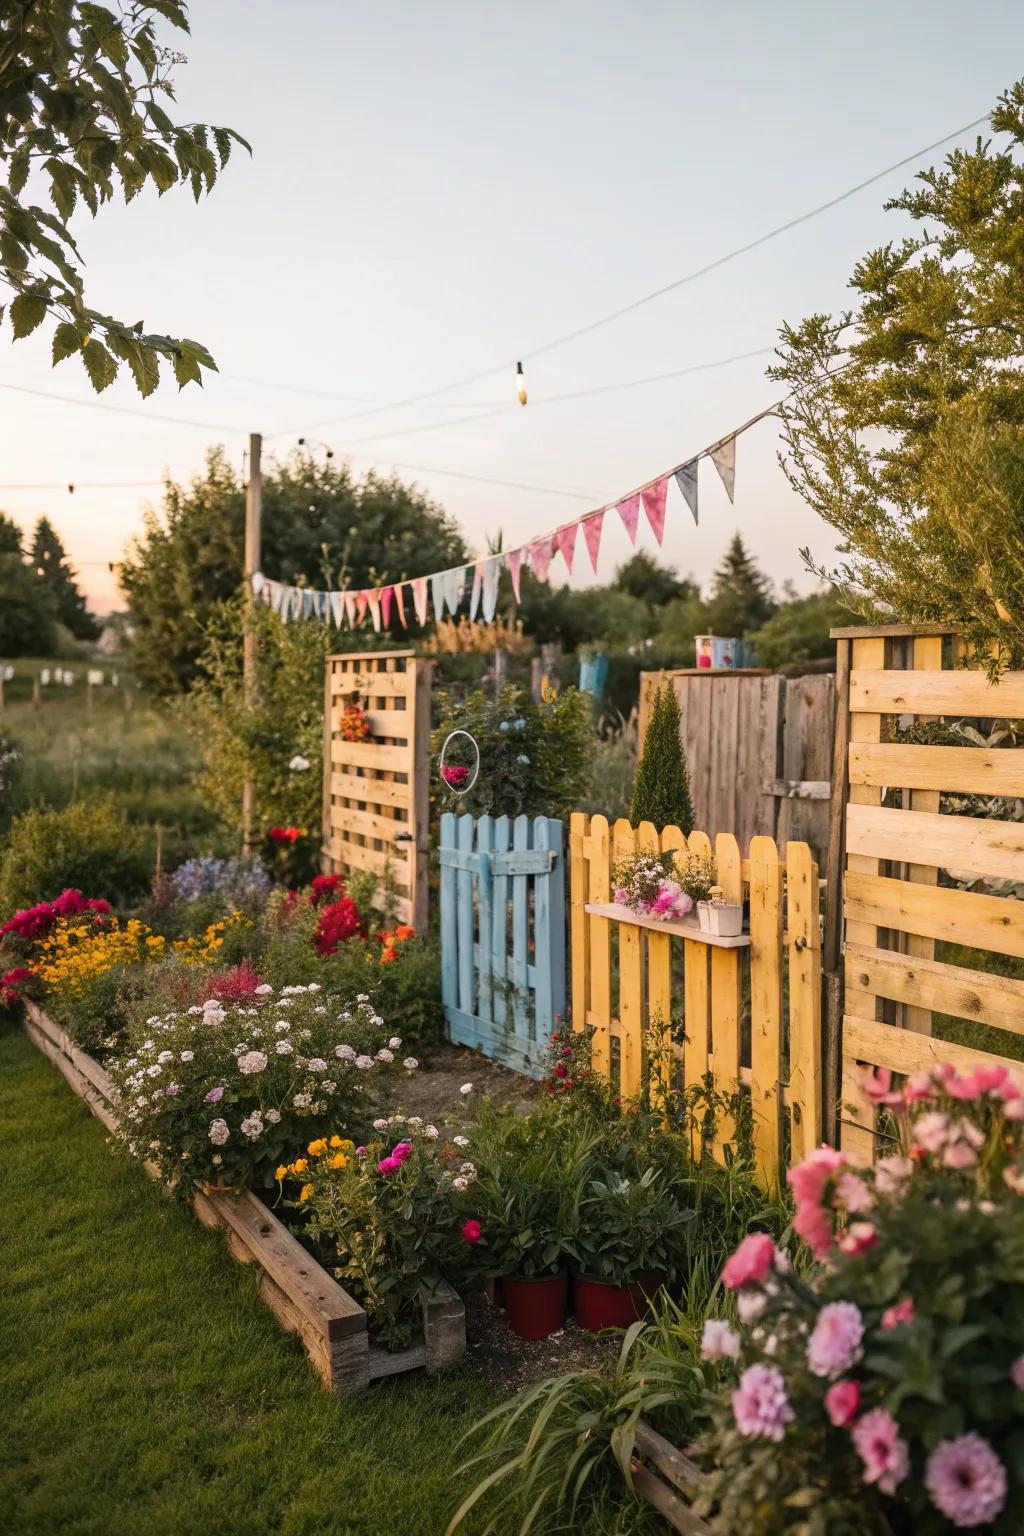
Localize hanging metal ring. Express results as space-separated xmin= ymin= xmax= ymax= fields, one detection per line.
xmin=438 ymin=728 xmax=480 ymax=796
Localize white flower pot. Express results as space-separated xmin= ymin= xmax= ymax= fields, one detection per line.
xmin=696 ymin=901 xmax=712 ymax=933
xmin=705 ymin=903 xmax=744 ymax=938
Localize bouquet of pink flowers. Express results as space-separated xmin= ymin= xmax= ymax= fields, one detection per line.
xmin=695 ymin=1059 xmax=1024 ymax=1534
xmin=612 ymin=850 xmax=695 ymax=922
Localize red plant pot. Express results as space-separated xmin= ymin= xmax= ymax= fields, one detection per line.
xmin=502 ymin=1273 xmax=568 ymax=1340
xmin=630 ymin=1269 xmax=668 ymax=1311
xmin=573 ymin=1274 xmax=643 ymax=1332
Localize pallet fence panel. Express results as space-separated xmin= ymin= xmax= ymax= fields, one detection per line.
xmin=569 ymin=814 xmax=822 ymax=1189
xmin=322 ymin=650 xmax=431 ymax=927
xmin=440 ymin=813 xmax=565 ymax=1077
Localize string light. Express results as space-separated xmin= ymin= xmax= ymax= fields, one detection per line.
xmin=516 ymin=361 xmax=527 ymax=407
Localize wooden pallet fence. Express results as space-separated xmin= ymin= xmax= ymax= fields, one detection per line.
xmin=835 ymin=627 xmax=1024 ymax=1163
xmin=22 ymin=1000 xmax=464 ymax=1391
xmin=569 ymin=814 xmax=822 ymax=1189
xmin=440 ymin=813 xmax=565 ymax=1077
xmin=321 ymin=649 xmax=431 ymax=928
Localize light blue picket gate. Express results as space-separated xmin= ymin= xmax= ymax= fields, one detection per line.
xmin=439 ymin=813 xmax=565 ymax=1077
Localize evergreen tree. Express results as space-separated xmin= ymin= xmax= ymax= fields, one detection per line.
xmin=630 ymin=684 xmax=694 ymax=833
xmin=703 ymin=533 xmax=775 ymax=636
xmin=0 ymin=514 xmax=57 ymax=656
xmin=30 ymin=519 xmax=99 ymax=641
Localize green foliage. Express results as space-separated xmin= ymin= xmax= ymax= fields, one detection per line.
xmin=773 ymin=78 xmax=1024 ymax=673
xmin=433 ymin=684 xmax=595 ymax=822
xmin=29 ymin=518 xmax=99 ymax=640
xmin=0 ymin=513 xmax=58 ymax=655
xmin=614 ymin=551 xmax=694 ymax=608
xmin=574 ymin=1166 xmax=695 ymax=1284
xmin=120 ymin=448 xmax=468 ymax=695
xmin=0 ymin=796 xmax=152 ymax=915
xmin=703 ymin=533 xmax=776 ymax=637
xmin=629 ymin=683 xmax=694 ymax=832
xmin=0 ymin=0 xmax=248 ymax=393
xmin=748 ymin=585 xmax=860 ymax=669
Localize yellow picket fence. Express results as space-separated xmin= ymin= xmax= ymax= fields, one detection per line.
xmin=569 ymin=813 xmax=823 ymax=1188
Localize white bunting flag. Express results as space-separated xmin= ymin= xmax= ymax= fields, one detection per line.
xmin=710 ymin=434 xmax=737 ymax=503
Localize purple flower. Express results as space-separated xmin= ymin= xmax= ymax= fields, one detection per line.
xmin=355 ymin=1146 xmax=367 ymax=1157
xmin=806 ymin=1301 xmax=864 ymax=1378
xmin=203 ymin=1085 xmax=225 ymax=1104
xmin=731 ymin=1365 xmax=793 ymax=1442
xmin=164 ymin=1082 xmax=181 ymax=1097
xmin=853 ymin=1409 xmax=909 ymax=1496
xmin=925 ymin=1434 xmax=1007 ymax=1527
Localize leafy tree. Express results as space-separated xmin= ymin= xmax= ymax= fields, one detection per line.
xmin=748 ymin=586 xmax=862 ymax=669
xmin=703 ymin=533 xmax=775 ymax=636
xmin=772 ymin=79 xmax=1024 ymax=671
xmin=613 ymin=551 xmax=694 ymax=608
xmin=119 ymin=448 xmax=468 ymax=695
xmin=1 ymin=1 xmax=248 ymax=393
xmin=0 ymin=512 xmax=57 ymax=654
xmin=29 ymin=517 xmax=99 ymax=640
xmin=630 ymin=683 xmax=694 ymax=832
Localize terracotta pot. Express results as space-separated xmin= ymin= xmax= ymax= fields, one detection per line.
xmin=502 ymin=1272 xmax=568 ymax=1340
xmin=573 ymin=1274 xmax=640 ymax=1332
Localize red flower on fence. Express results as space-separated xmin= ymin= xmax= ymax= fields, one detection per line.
xmin=339 ymin=705 xmax=370 ymax=743
xmin=442 ymin=764 xmax=468 ymax=788
xmin=310 ymin=873 xmax=345 ymax=906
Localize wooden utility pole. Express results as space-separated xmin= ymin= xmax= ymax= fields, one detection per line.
xmin=242 ymin=432 xmax=262 ymax=851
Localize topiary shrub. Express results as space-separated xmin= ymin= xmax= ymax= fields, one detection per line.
xmin=629 ymin=683 xmax=694 ymax=832
xmin=0 ymin=797 xmax=153 ymax=917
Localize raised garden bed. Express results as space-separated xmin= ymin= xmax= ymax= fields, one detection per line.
xmin=21 ymin=999 xmax=465 ymax=1393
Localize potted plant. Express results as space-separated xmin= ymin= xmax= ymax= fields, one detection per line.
xmin=702 ymin=885 xmax=744 ymax=938
xmin=572 ymin=1166 xmax=694 ymax=1331
xmin=674 ymin=851 xmax=717 ymax=931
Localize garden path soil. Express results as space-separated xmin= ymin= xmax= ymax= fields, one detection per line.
xmin=464 ymin=1292 xmax=622 ymax=1393
xmin=372 ymin=1039 xmax=541 ymax=1129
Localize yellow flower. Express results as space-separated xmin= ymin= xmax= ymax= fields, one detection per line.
xmin=328 ymin=1134 xmax=344 ymax=1148
xmin=290 ymin=1157 xmax=308 ymax=1174
xmin=298 ymin=1183 xmax=314 ymax=1203
xmin=307 ymin=1138 xmax=328 ymax=1157
xmin=328 ymin=1152 xmax=348 ymax=1170
xmin=274 ymin=1164 xmax=289 ymax=1181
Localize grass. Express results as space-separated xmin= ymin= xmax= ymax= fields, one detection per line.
xmin=0 ymin=1025 xmax=508 ymax=1536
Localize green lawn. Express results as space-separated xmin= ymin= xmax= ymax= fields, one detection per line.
xmin=0 ymin=1026 xmax=506 ymax=1536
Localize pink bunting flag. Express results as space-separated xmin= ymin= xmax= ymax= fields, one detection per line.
xmin=355 ymin=591 xmax=369 ymax=627
xmin=555 ymin=522 xmax=578 ymax=574
xmin=641 ymin=477 xmax=669 ymax=545
xmin=507 ymin=547 xmax=523 ymax=601
xmin=394 ymin=584 xmax=408 ymax=628
xmin=529 ymin=537 xmax=553 ymax=584
xmin=412 ymin=578 xmax=429 ymax=626
xmin=582 ymin=511 xmax=604 ymax=573
xmin=617 ymin=493 xmax=641 ymax=544
xmin=380 ymin=586 xmax=393 ymax=629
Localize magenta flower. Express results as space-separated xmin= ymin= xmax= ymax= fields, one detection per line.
xmin=789 ymin=1145 xmax=846 ymax=1258
xmin=721 ymin=1232 xmax=776 ymax=1290
xmin=355 ymin=1146 xmax=367 ymax=1156
xmin=881 ymin=1297 xmax=915 ymax=1331
xmin=392 ymin=1141 xmax=413 ymax=1161
xmin=1012 ymin=1355 xmax=1024 ymax=1391
xmin=731 ymin=1364 xmax=793 ymax=1443
xmin=807 ymin=1301 xmax=864 ymax=1378
xmin=824 ymin=1379 xmax=861 ymax=1427
xmin=378 ymin=1155 xmax=401 ymax=1175
xmin=203 ymin=1085 xmax=225 ymax=1103
xmin=852 ymin=1408 xmax=909 ymax=1495
xmin=838 ymin=1221 xmax=877 ymax=1257
xmin=925 ymin=1434 xmax=1007 ymax=1527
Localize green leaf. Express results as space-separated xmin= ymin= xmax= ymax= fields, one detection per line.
xmin=52 ymin=321 xmax=85 ymax=363
xmin=10 ymin=291 xmax=48 ymax=339
xmin=8 ymin=145 xmax=30 ymax=197
xmin=171 ymin=349 xmax=203 ymax=389
xmin=146 ymin=101 xmax=175 ymax=137
xmin=81 ymin=338 xmax=119 ymax=393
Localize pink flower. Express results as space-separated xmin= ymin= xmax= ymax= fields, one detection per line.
xmin=721 ymin=1233 xmax=776 ymax=1290
xmin=853 ymin=1408 xmax=910 ymax=1495
xmin=881 ymin=1297 xmax=915 ymax=1330
xmin=392 ymin=1141 xmax=413 ymax=1161
xmin=912 ymin=1111 xmax=949 ymax=1153
xmin=203 ymin=1085 xmax=225 ymax=1103
xmin=1012 ymin=1356 xmax=1024 ymax=1391
xmin=904 ymin=1071 xmax=935 ymax=1102
xmin=1003 ymin=1098 xmax=1024 ymax=1122
xmin=824 ymin=1379 xmax=861 ymax=1427
xmin=839 ymin=1222 xmax=877 ymax=1257
xmin=947 ymin=1071 xmax=983 ymax=1101
xmin=925 ymin=1434 xmax=1007 ymax=1527
xmin=794 ymin=1202 xmax=834 ymax=1259
xmin=943 ymin=1141 xmax=978 ymax=1171
xmin=731 ymin=1365 xmax=794 ymax=1442
xmin=807 ymin=1301 xmax=864 ymax=1378
xmin=789 ymin=1145 xmax=846 ymax=1257
xmin=378 ymin=1156 xmax=401 ymax=1175
xmin=461 ymin=1219 xmax=482 ymax=1243
xmin=874 ymin=1155 xmax=914 ymax=1195
xmin=1004 ymin=1166 xmax=1024 ymax=1195
xmin=701 ymin=1319 xmax=741 ymax=1362
xmin=861 ymin=1067 xmax=903 ymax=1109
xmin=836 ymin=1172 xmax=872 ymax=1213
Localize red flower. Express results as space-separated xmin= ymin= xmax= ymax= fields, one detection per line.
xmin=199 ymin=961 xmax=264 ymax=1003
xmin=442 ymin=764 xmax=468 ymax=787
xmin=268 ymin=826 xmax=305 ymax=845
xmin=0 ymin=966 xmax=32 ymax=1007
xmin=461 ymin=1219 xmax=482 ymax=1244
xmin=313 ymin=896 xmax=364 ymax=956
xmin=553 ymin=1064 xmax=567 ymax=1079
xmin=1 ymin=889 xmax=110 ymax=942
xmin=310 ymin=873 xmax=344 ymax=906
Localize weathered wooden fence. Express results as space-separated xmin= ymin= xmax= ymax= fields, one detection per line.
xmin=829 ymin=625 xmax=1024 ymax=1163
xmin=569 ymin=813 xmax=822 ymax=1189
xmin=321 ymin=650 xmax=431 ymax=928
xmin=637 ymin=668 xmax=836 ymax=869
xmin=440 ymin=813 xmax=566 ymax=1076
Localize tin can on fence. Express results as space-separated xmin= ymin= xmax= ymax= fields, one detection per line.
xmin=695 ymin=635 xmax=739 ymax=670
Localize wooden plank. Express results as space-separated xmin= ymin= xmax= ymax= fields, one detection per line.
xmin=831 ymin=624 xmax=960 ymax=639
xmin=587 ymin=816 xmax=612 ymax=1076
xmin=491 ymin=815 xmax=510 ymax=1031
xmin=410 ymin=656 xmax=432 ymax=930
xmin=844 ymin=1011 xmax=1024 ymax=1082
xmin=710 ymin=833 xmax=743 ymax=1155
xmin=748 ymin=836 xmax=783 ymax=1188
xmin=823 ymin=636 xmax=851 ymax=975
xmin=765 ymin=778 xmax=832 ymax=801
xmin=533 ymin=817 xmax=554 ymax=1044
xmin=329 ymin=770 xmax=411 ymax=809
xmin=570 ymin=813 xmax=590 ymax=1035
xmin=631 ymin=823 xmax=670 ymax=1102
xmin=456 ymin=815 xmax=475 ymax=1016
xmin=329 ymin=737 xmax=409 ymax=773
xmin=321 ymin=659 xmax=334 ymax=870
xmin=849 ymin=742 xmax=1024 ymax=797
xmin=845 ymin=870 xmax=1024 ymax=960
xmin=787 ymin=842 xmax=822 ymax=1161
xmin=630 ymin=1464 xmax=711 ymax=1536
xmin=511 ymin=815 xmax=530 ymax=1040
xmin=847 ymin=802 xmax=1024 ymax=883
xmin=845 ymin=638 xmax=886 ymax=1023
xmin=902 ymin=634 xmax=944 ymax=1035
xmin=545 ymin=817 xmax=566 ymax=1028
xmin=328 ymin=838 xmax=411 ymax=884
xmin=476 ymin=815 xmax=493 ymax=1026
xmin=850 ymin=667 xmax=1024 ymax=719
xmin=421 ymin=1282 xmax=466 ymax=1372
xmin=846 ymin=942 xmax=1024 ymax=1036
xmin=614 ymin=819 xmax=643 ymax=1099
xmin=583 ymin=903 xmax=750 ymax=950
xmin=439 ymin=813 xmax=458 ymax=1016
xmin=328 ymin=805 xmax=412 ymax=844
xmin=23 ymin=1018 xmax=120 ymax=1135
xmin=683 ymin=939 xmax=710 ymax=1091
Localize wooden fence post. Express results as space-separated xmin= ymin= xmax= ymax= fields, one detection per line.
xmin=749 ymin=836 xmax=783 ymax=1188
xmin=711 ymin=833 xmax=743 ymax=1155
xmin=587 ymin=815 xmax=612 ymax=1077
xmin=787 ymin=840 xmax=822 ymax=1162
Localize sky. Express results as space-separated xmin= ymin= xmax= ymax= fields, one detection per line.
xmin=2 ymin=0 xmax=1023 ymax=612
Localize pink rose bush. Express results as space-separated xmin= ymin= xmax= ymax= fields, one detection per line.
xmin=695 ymin=1060 xmax=1024 ymax=1534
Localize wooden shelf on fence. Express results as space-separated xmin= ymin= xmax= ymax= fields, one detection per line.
xmin=584 ymin=902 xmax=751 ymax=950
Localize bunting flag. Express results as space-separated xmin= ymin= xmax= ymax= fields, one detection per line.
xmin=674 ymin=460 xmax=699 ymax=524
xmin=329 ymin=591 xmax=344 ymax=627
xmin=529 ymin=537 xmax=553 ymax=584
xmin=470 ymin=559 xmax=485 ymax=621
xmin=381 ymin=586 xmax=394 ymax=629
xmin=412 ymin=577 xmax=429 ymax=625
xmin=508 ymin=547 xmax=523 ymax=601
xmin=582 ymin=511 xmax=604 ymax=573
xmin=355 ymin=591 xmax=369 ymax=626
xmin=555 ymin=522 xmax=577 ymax=574
xmin=344 ymin=590 xmax=358 ymax=627
xmin=710 ymin=434 xmax=737 ymax=503
xmin=394 ymin=583 xmax=408 ymax=628
xmin=430 ymin=571 xmax=446 ymax=622
xmin=251 ymin=572 xmax=265 ymax=598
xmin=481 ymin=555 xmax=502 ymax=622
xmin=366 ymin=589 xmax=383 ymax=632
xmin=617 ymin=493 xmax=641 ymax=544
xmin=641 ymin=478 xmax=669 ymax=545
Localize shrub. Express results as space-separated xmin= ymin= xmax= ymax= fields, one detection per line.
xmin=0 ymin=797 xmax=153 ymax=917
xmin=630 ymin=684 xmax=693 ymax=832
xmin=107 ymin=986 xmax=410 ymax=1196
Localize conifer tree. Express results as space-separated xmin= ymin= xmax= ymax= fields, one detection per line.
xmin=704 ymin=533 xmax=776 ymax=636
xmin=30 ymin=518 xmax=99 ymax=640
xmin=630 ymin=683 xmax=694 ymax=832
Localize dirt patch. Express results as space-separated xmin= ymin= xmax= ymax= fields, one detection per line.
xmin=372 ymin=1040 xmax=540 ymax=1129
xmin=463 ymin=1290 xmax=621 ymax=1395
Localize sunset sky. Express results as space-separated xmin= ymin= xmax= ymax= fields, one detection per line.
xmin=2 ymin=0 xmax=1022 ymax=612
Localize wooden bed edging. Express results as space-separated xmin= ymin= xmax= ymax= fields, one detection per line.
xmin=631 ymin=1421 xmax=711 ymax=1535
xmin=21 ymin=1000 xmax=465 ymax=1393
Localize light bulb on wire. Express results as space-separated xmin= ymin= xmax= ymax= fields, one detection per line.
xmin=516 ymin=361 xmax=527 ymax=407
